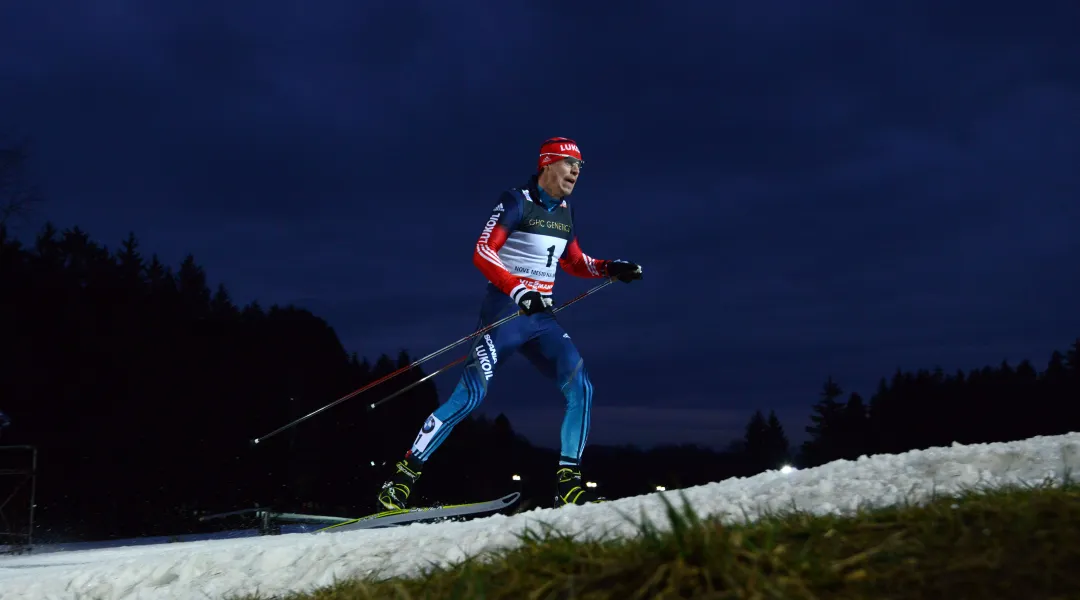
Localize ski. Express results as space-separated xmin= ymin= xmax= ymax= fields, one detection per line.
xmin=314 ymin=491 xmax=521 ymax=533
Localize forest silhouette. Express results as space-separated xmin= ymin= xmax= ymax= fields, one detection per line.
xmin=1 ymin=139 xmax=1078 ymax=544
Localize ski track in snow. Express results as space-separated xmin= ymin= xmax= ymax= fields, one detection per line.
xmin=2 ymin=432 xmax=1079 ymax=600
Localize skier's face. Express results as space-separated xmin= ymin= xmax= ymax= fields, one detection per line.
xmin=539 ymin=157 xmax=581 ymax=198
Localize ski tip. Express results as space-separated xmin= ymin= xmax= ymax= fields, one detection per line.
xmin=501 ymin=492 xmax=521 ymax=505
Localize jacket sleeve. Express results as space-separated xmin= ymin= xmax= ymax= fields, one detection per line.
xmin=472 ymin=192 xmax=532 ymax=302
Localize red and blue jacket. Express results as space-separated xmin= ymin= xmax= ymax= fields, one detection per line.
xmin=473 ymin=175 xmax=611 ymax=304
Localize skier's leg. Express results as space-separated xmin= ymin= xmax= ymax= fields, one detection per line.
xmin=378 ymin=291 xmax=526 ymax=509
xmin=411 ymin=291 xmax=528 ymax=462
xmin=521 ymin=317 xmax=593 ymax=466
xmin=520 ymin=314 xmax=602 ymax=506
xmin=409 ymin=322 xmax=515 ymax=461
xmin=522 ymin=319 xmax=591 ymax=464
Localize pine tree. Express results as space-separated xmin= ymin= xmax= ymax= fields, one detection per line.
xmin=744 ymin=410 xmax=768 ymax=460
xmin=765 ymin=410 xmax=791 ymax=465
xmin=210 ymin=283 xmax=238 ymax=318
xmin=840 ymin=392 xmax=868 ymax=458
xmin=177 ymin=253 xmax=211 ymax=318
xmin=115 ymin=232 xmax=144 ymax=286
xmin=1045 ymin=351 xmax=1068 ymax=383
xmin=744 ymin=409 xmax=791 ymax=472
xmin=801 ymin=376 xmax=846 ymax=466
xmin=1067 ymin=339 xmax=1080 ymax=376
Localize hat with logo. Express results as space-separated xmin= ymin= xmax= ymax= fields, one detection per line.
xmin=538 ymin=137 xmax=584 ymax=171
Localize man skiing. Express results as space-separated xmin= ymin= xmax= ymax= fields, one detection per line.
xmin=377 ymin=137 xmax=643 ymax=509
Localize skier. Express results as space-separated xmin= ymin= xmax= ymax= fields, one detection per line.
xmin=377 ymin=137 xmax=643 ymax=509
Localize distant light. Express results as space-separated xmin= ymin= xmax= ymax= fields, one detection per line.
xmin=780 ymin=465 xmax=795 ymax=474
xmin=655 ymin=485 xmax=666 ymax=492
xmin=370 ymin=461 xmax=375 ymax=467
xmin=512 ymin=474 xmax=521 ymax=481
xmin=585 ymin=481 xmax=597 ymax=488
xmin=370 ymin=403 xmax=375 ymax=409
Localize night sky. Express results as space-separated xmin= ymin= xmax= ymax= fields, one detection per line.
xmin=2 ymin=1 xmax=1078 ymax=452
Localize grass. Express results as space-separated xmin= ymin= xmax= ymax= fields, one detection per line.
xmin=233 ymin=479 xmax=1080 ymax=599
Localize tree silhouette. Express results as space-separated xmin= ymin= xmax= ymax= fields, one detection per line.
xmin=838 ymin=392 xmax=869 ymax=458
xmin=800 ymin=376 xmax=845 ymax=465
xmin=742 ymin=409 xmax=790 ymax=473
xmin=1067 ymin=339 xmax=1080 ymax=374
xmin=0 ymin=223 xmax=458 ymax=539
xmin=797 ymin=340 xmax=1080 ymax=468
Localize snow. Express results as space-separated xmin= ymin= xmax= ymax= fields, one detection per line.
xmin=2 ymin=432 xmax=1078 ymax=599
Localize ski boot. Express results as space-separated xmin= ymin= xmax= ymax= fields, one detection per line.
xmin=377 ymin=454 xmax=423 ymax=510
xmin=555 ymin=465 xmax=606 ymax=507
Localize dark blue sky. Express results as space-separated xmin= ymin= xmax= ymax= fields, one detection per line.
xmin=2 ymin=1 xmax=1078 ymax=451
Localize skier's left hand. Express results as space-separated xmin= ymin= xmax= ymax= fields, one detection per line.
xmin=607 ymin=260 xmax=642 ymax=283
xmin=517 ymin=290 xmax=552 ymax=315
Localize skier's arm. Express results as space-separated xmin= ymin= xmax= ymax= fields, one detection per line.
xmin=472 ymin=193 xmax=532 ymax=302
xmin=559 ymin=237 xmax=609 ymax=278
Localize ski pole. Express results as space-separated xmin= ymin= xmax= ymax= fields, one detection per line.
xmin=249 ymin=310 xmax=522 ymax=446
xmin=250 ymin=276 xmax=617 ymax=445
xmin=367 ymin=354 xmax=467 ymax=411
xmin=366 ymin=275 xmax=618 ymax=412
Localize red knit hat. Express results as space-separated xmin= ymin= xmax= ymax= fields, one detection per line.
xmin=538 ymin=137 xmax=584 ymax=171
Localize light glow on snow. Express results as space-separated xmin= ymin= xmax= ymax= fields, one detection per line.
xmin=1 ymin=433 xmax=1078 ymax=600
xmin=780 ymin=464 xmax=795 ymax=474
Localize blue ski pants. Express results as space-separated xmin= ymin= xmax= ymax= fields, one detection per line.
xmin=407 ymin=285 xmax=594 ymax=466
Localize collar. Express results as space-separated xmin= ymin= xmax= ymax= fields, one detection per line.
xmin=528 ymin=174 xmax=563 ymax=212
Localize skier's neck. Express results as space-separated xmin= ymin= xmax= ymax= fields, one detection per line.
xmin=534 ymin=180 xmax=563 ymax=210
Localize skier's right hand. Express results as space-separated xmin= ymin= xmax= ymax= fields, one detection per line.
xmin=517 ymin=290 xmax=551 ymax=316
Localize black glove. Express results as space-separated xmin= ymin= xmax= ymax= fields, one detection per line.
xmin=607 ymin=259 xmax=642 ymax=283
xmin=517 ymin=290 xmax=552 ymax=315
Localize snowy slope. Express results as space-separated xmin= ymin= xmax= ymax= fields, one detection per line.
xmin=1 ymin=432 xmax=1078 ymax=600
